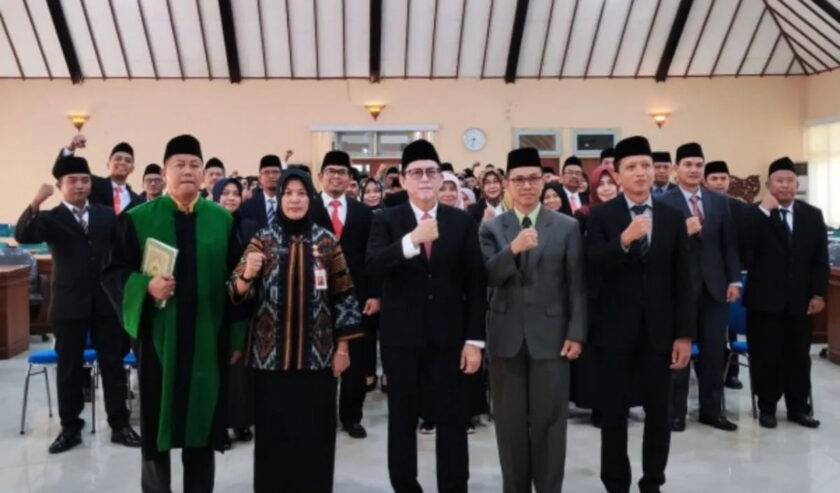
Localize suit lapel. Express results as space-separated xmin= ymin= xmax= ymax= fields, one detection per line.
xmin=55 ymin=204 xmax=86 ymax=237
xmin=791 ymin=203 xmax=804 ymax=250
xmin=769 ymin=208 xmax=791 ymax=249
xmin=528 ymin=207 xmax=553 ymax=272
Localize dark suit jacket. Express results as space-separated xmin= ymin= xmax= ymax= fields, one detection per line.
xmin=557 ymin=187 xmax=590 ymax=217
xmin=727 ymin=196 xmax=751 ymax=269
xmin=311 ymin=197 xmax=379 ymax=301
xmin=239 ymin=189 xmax=271 ymax=229
xmin=742 ymin=200 xmax=829 ymax=315
xmin=659 ymin=187 xmax=741 ymax=302
xmin=586 ymin=195 xmax=696 ymax=353
xmin=366 ymin=202 xmax=487 ymax=348
xmin=651 ymin=182 xmax=678 ymax=195
xmin=15 ymin=203 xmax=117 ymax=321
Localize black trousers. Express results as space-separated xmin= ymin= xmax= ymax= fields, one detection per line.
xmin=671 ymin=288 xmax=727 ymax=419
xmin=362 ymin=313 xmax=380 ymax=378
xmin=747 ymin=310 xmax=812 ymax=416
xmin=338 ymin=337 xmax=367 ymax=426
xmin=599 ymin=336 xmax=672 ymax=493
xmin=53 ymin=317 xmax=129 ymax=432
xmin=226 ymin=363 xmax=253 ymax=429
xmin=382 ymin=345 xmax=469 ymax=493
xmin=253 ymin=369 xmax=337 ymax=493
xmin=141 ymin=447 xmax=215 ymax=493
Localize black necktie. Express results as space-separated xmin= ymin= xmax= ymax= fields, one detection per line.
xmin=516 ymin=216 xmax=533 ymax=269
xmin=522 ymin=216 xmax=532 ymax=229
xmin=630 ymin=204 xmax=649 ymax=256
xmin=780 ymin=209 xmax=793 ymax=242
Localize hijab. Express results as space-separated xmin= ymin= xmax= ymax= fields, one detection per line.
xmin=277 ymin=168 xmax=316 ymax=236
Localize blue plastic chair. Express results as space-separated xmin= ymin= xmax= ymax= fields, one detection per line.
xmin=724 ymin=272 xmax=756 ymax=417
xmin=20 ymin=348 xmax=98 ymax=434
xmin=123 ymin=352 xmax=138 ymax=413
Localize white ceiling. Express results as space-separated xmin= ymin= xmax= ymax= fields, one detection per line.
xmin=1 ymin=0 xmax=838 ymax=81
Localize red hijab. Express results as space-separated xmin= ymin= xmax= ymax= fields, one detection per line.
xmin=578 ymin=164 xmax=618 ymax=216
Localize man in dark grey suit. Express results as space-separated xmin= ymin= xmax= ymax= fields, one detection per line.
xmin=661 ymin=143 xmax=742 ymax=432
xmin=479 ymin=147 xmax=586 ymax=493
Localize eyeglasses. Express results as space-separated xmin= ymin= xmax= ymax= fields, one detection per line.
xmin=509 ymin=175 xmax=543 ymax=187
xmin=324 ymin=167 xmax=349 ymax=177
xmin=563 ymin=169 xmax=583 ymax=177
xmin=405 ymin=168 xmax=442 ymax=181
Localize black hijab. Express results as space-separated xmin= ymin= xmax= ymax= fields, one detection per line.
xmin=277 ymin=168 xmax=316 ymax=236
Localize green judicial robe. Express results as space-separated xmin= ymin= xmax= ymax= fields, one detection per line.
xmin=104 ymin=195 xmax=243 ymax=458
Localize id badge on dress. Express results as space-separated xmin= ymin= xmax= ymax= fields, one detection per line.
xmin=314 ymin=267 xmax=328 ymax=291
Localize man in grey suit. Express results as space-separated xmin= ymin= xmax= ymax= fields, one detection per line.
xmin=479 ymin=147 xmax=586 ymax=493
xmin=661 ymin=143 xmax=742 ymax=433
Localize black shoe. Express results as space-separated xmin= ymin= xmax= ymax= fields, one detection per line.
xmin=235 ymin=427 xmax=253 ymax=442
xmin=724 ymin=376 xmax=743 ymax=390
xmin=590 ymin=410 xmax=602 ymax=429
xmin=49 ymin=430 xmax=82 ymax=454
xmin=344 ymin=423 xmax=367 ymax=439
xmin=82 ymin=387 xmax=92 ymax=403
xmin=111 ymin=424 xmax=142 ymax=447
xmin=788 ymin=413 xmax=820 ymax=428
xmin=466 ymin=424 xmax=476 ymax=435
xmin=223 ymin=434 xmax=232 ymax=450
xmin=418 ymin=422 xmax=435 ymax=435
xmin=698 ymin=414 xmax=738 ymax=431
xmin=759 ymin=413 xmax=777 ymax=429
xmin=671 ymin=417 xmax=686 ymax=432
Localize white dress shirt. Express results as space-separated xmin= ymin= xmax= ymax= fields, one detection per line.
xmin=112 ymin=180 xmax=131 ymax=213
xmin=759 ymin=201 xmax=794 ymax=232
xmin=678 ymin=186 xmax=703 ymax=216
xmin=63 ymin=200 xmax=90 ymax=228
xmin=263 ymin=192 xmax=278 ymax=219
xmin=400 ymin=200 xmax=484 ymax=349
xmin=622 ymin=194 xmax=654 ymax=252
xmin=321 ymin=192 xmax=348 ymax=225
xmin=564 ymin=187 xmax=582 ymax=211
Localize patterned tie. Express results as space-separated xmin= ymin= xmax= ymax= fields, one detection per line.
xmin=630 ymin=204 xmax=650 ymax=256
xmin=73 ymin=206 xmax=88 ymax=234
xmin=690 ymin=193 xmax=704 ymax=221
xmin=330 ymin=200 xmax=344 ymax=238
xmin=267 ymin=198 xmax=277 ymax=224
xmin=113 ymin=186 xmax=122 ymax=215
xmin=421 ymin=212 xmax=433 ymax=260
xmin=780 ymin=209 xmax=793 ymax=242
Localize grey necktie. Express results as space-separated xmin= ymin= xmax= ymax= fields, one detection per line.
xmin=267 ymin=198 xmax=277 ymax=224
xmin=73 ymin=206 xmax=88 ymax=234
xmin=630 ymin=204 xmax=649 ymax=256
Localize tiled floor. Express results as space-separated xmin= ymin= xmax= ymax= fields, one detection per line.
xmin=2 ymin=340 xmax=839 ymax=492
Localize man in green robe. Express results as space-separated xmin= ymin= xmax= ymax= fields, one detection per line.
xmin=105 ymin=134 xmax=242 ymax=493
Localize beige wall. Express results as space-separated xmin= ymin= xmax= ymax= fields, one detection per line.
xmin=806 ymin=70 xmax=840 ymax=124
xmin=0 ymin=77 xmax=809 ymax=221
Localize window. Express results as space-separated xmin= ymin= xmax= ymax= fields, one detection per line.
xmin=571 ymin=128 xmax=619 ymax=157
xmin=512 ymin=129 xmax=562 ymax=156
xmin=335 ymin=130 xmax=428 ymax=157
xmin=805 ymin=121 xmax=840 ymax=227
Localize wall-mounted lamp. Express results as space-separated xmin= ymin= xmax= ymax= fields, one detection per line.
xmin=365 ymin=103 xmax=386 ymax=121
xmin=650 ymin=112 xmax=670 ymax=129
xmin=68 ymin=113 xmax=89 ymax=131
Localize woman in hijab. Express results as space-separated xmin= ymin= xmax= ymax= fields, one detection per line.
xmin=361 ymin=177 xmax=384 ymax=211
xmin=540 ymin=182 xmax=565 ymax=213
xmin=213 ymin=177 xmax=260 ymax=448
xmin=229 ymin=169 xmax=362 ymax=492
xmin=459 ymin=188 xmax=476 ymax=209
xmin=439 ymin=171 xmax=464 ymax=209
xmin=574 ymin=164 xmax=619 ymax=232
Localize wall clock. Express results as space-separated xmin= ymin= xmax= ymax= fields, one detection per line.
xmin=462 ymin=128 xmax=487 ymax=152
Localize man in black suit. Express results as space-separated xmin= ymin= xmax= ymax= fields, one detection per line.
xmin=367 ymin=140 xmax=487 ymax=493
xmin=239 ymin=154 xmax=283 ymax=229
xmin=587 ymin=136 xmax=695 ymax=493
xmin=15 ymin=156 xmax=141 ymax=454
xmin=311 ymin=150 xmax=379 ymax=440
xmin=140 ymin=164 xmax=165 ymax=201
xmin=743 ymin=157 xmax=829 ymax=429
xmin=558 ymin=156 xmax=589 ymax=216
xmin=199 ymin=157 xmax=225 ymax=198
xmin=651 ymin=152 xmax=677 ymax=195
xmin=466 ymin=168 xmax=505 ymax=223
xmin=60 ymin=134 xmax=143 ymax=214
xmin=661 ymin=143 xmax=741 ymax=433
xmin=703 ymin=160 xmax=749 ymax=390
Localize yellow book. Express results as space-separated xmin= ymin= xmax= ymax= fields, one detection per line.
xmin=142 ymin=238 xmax=178 ymax=309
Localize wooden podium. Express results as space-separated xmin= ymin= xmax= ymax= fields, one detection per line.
xmin=0 ymin=265 xmax=30 ymax=358
xmin=827 ymin=268 xmax=840 ymax=365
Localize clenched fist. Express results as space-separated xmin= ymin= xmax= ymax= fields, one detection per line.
xmin=760 ymin=193 xmax=779 ymax=211
xmin=244 ymin=252 xmax=265 ymax=280
xmin=620 ymin=215 xmax=652 ymax=248
xmin=31 ymin=184 xmax=55 ymax=209
xmin=510 ymin=227 xmax=538 ymax=255
xmin=148 ymin=275 xmax=176 ymax=302
xmin=69 ymin=134 xmax=87 ymax=151
xmin=410 ymin=218 xmax=439 ymax=246
xmin=686 ymin=216 xmax=703 ymax=236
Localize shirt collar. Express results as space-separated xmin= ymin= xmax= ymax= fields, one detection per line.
xmin=514 ymin=204 xmax=541 ymax=226
xmin=264 ymin=191 xmax=277 ymax=206
xmin=679 ymin=185 xmax=702 ymax=201
xmin=169 ymin=194 xmax=199 ymax=213
xmin=409 ymin=200 xmax=438 ymax=220
xmin=111 ymin=180 xmax=127 ymax=191
xmin=624 ymin=193 xmax=653 ymax=211
xmin=563 ymin=187 xmax=579 ymax=198
xmin=779 ymin=201 xmax=794 ymax=213
xmin=321 ymin=192 xmax=347 ymax=208
xmin=63 ymin=200 xmax=90 ymax=213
